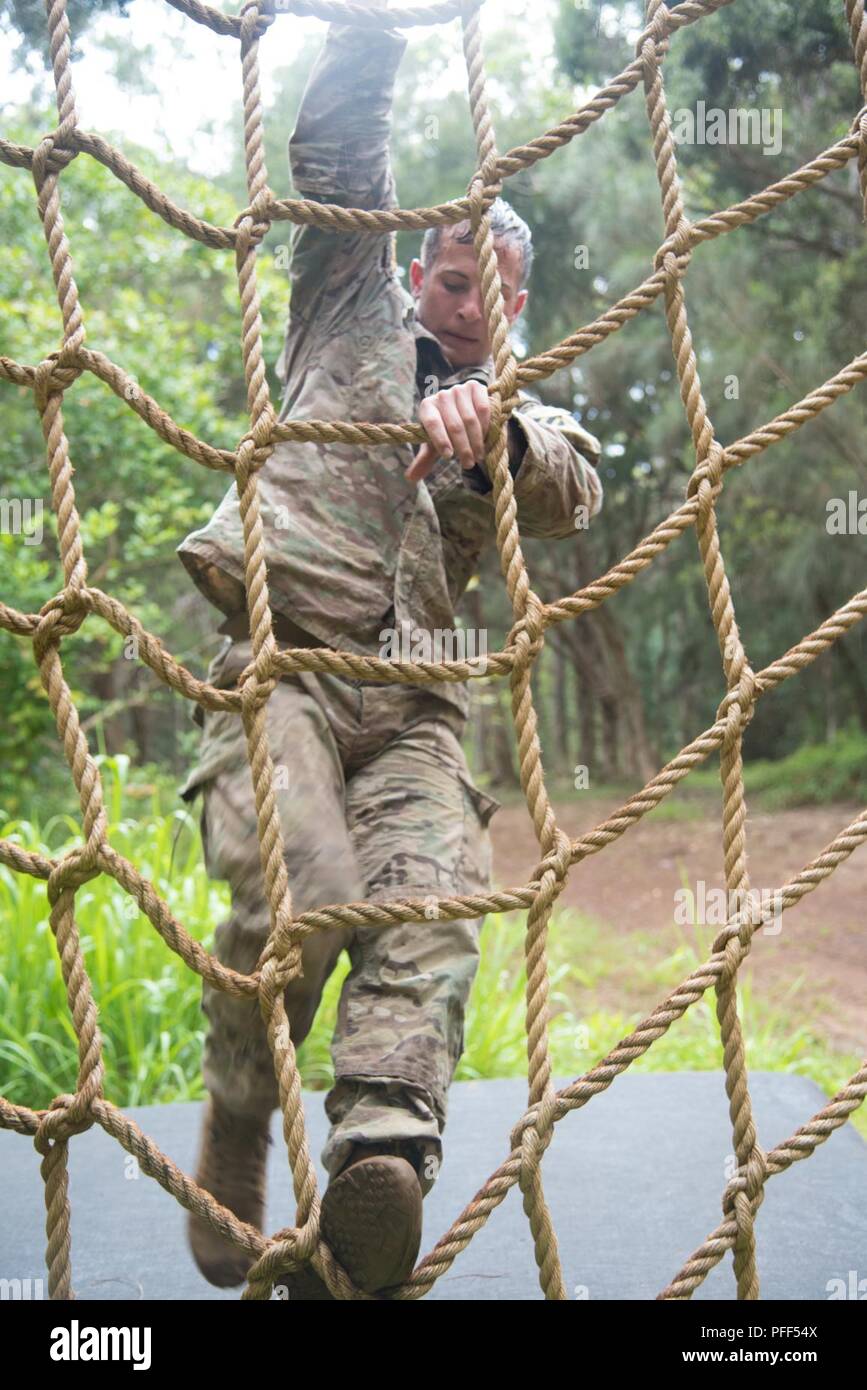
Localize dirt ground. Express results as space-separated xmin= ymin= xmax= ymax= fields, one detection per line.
xmin=489 ymin=791 xmax=865 ymax=1057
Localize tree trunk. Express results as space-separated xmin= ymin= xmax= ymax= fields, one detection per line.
xmin=555 ymin=636 xmax=571 ymax=773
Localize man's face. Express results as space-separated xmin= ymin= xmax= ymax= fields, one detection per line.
xmin=409 ymin=226 xmax=528 ymax=370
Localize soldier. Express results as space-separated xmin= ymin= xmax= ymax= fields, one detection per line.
xmin=177 ymin=6 xmax=603 ymax=1299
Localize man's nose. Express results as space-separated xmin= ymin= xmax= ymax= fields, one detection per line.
xmin=457 ymin=292 xmax=484 ymax=324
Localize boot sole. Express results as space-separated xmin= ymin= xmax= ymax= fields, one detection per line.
xmin=277 ymin=1154 xmax=422 ymax=1300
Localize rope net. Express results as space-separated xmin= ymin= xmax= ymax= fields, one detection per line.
xmin=1 ymin=0 xmax=866 ymax=1302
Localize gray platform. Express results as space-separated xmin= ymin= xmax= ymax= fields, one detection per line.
xmin=2 ymin=1073 xmax=865 ymax=1300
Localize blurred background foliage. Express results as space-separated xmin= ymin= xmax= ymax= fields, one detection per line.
xmin=1 ymin=0 xmax=865 ymax=812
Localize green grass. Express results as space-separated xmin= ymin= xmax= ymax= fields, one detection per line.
xmin=1 ymin=755 xmax=863 ymax=1147
xmin=678 ymin=730 xmax=867 ymax=811
xmin=542 ymin=906 xmax=862 ymax=1094
xmin=0 ymin=754 xmax=227 ymax=1109
xmin=513 ymin=729 xmax=867 ymax=818
xmin=738 ymin=730 xmax=867 ymax=810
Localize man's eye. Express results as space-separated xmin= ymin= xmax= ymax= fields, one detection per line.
xmin=444 ymin=282 xmax=463 ymax=293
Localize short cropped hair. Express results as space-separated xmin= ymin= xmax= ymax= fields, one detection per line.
xmin=420 ymin=196 xmax=534 ymax=291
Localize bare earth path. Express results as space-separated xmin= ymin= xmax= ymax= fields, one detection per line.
xmin=489 ymin=793 xmax=865 ymax=1056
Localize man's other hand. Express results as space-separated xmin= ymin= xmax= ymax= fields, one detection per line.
xmin=406 ymin=380 xmax=492 ymax=482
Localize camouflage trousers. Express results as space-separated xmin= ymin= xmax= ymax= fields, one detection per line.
xmin=179 ymin=636 xmax=499 ymax=1197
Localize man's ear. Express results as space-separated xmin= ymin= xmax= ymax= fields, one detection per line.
xmin=511 ymin=287 xmax=529 ymax=322
xmin=409 ymin=257 xmax=424 ymax=296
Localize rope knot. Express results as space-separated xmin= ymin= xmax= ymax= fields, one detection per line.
xmin=241 ymin=401 xmax=277 ymax=458
xmin=509 ymin=1089 xmax=562 ymax=1157
xmin=239 ymin=0 xmax=275 ymax=41
xmin=713 ymin=916 xmax=753 ymax=978
xmin=722 ymin=885 xmax=775 ymax=950
xmin=687 ymin=440 xmax=726 ymax=500
xmin=31 ymin=119 xmax=77 ymax=188
xmin=653 ymin=218 xmax=693 ymax=273
xmin=510 ymin=1092 xmax=560 ymax=1201
xmin=478 ymin=147 xmax=503 ymax=191
xmin=635 ymin=1 xmax=672 ymax=62
xmin=732 ymin=662 xmax=757 ymax=716
xmin=506 ymin=590 xmax=546 ymax=662
xmin=258 ymin=914 xmax=305 ymax=1002
xmin=721 ymin=1144 xmax=769 ymax=1218
xmin=246 ymin=1218 xmax=322 ymax=1296
xmin=233 ymin=205 xmax=271 ymax=253
xmin=33 ymin=348 xmax=83 ymax=403
xmin=34 ymin=1092 xmax=95 ymax=1154
xmin=487 ymin=363 xmax=519 ymax=439
xmin=467 ymin=166 xmax=503 ymax=222
xmin=857 ymin=106 xmax=867 ymax=221
xmin=532 ymin=827 xmax=572 ymax=900
xmin=490 ymin=357 xmax=518 ymax=408
xmin=48 ymin=843 xmax=103 ymax=904
xmin=38 ymin=587 xmax=88 ymax=630
xmin=520 ymin=1089 xmax=558 ymax=1173
xmin=238 ymin=662 xmax=278 ymax=722
xmin=250 ymin=184 xmax=274 ymax=226
xmin=33 ymin=589 xmax=89 ymax=661
xmin=234 ymin=429 xmax=274 ymax=483
xmin=715 ymin=663 xmax=759 ymax=736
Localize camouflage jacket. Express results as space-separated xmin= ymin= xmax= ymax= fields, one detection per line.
xmin=176 ymin=20 xmax=603 ymax=723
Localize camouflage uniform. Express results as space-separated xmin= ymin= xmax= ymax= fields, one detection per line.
xmin=176 ymin=20 xmax=603 ymax=1196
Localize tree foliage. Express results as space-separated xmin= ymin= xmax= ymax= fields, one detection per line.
xmin=1 ymin=0 xmax=130 ymax=62
xmin=1 ymin=0 xmax=865 ymax=812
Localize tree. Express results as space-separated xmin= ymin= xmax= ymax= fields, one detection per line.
xmin=0 ymin=105 xmax=288 ymax=809
xmin=1 ymin=0 xmax=130 ymax=62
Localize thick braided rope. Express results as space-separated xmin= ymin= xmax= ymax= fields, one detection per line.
xmin=845 ymin=0 xmax=867 ymax=216
xmin=460 ymin=4 xmax=566 ymax=1300
xmin=1 ymin=0 xmax=865 ymax=1302
xmin=641 ymin=0 xmax=763 ymax=1298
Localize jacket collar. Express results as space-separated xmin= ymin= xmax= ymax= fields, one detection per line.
xmin=410 ymin=304 xmax=495 ymax=391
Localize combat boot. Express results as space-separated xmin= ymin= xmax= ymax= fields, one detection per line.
xmin=187 ymin=1097 xmax=272 ymax=1287
xmin=276 ymin=1140 xmax=424 ymax=1300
